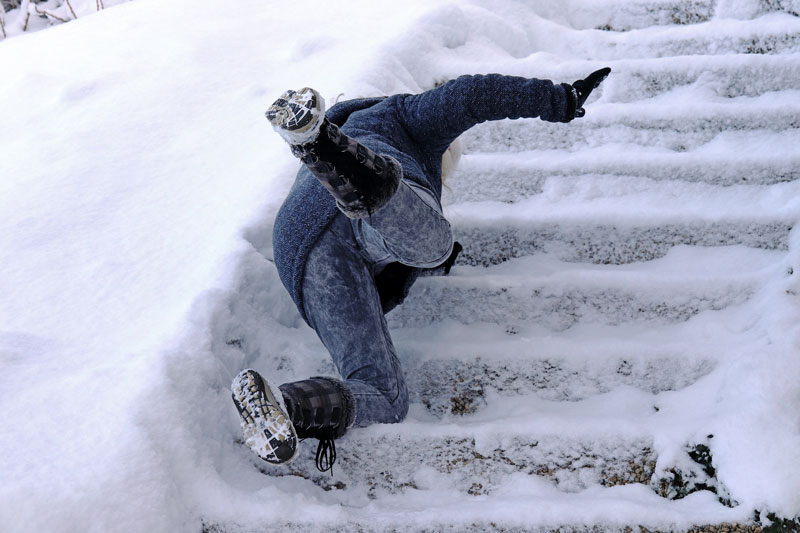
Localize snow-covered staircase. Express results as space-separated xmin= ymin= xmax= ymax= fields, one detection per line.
xmin=213 ymin=1 xmax=800 ymax=531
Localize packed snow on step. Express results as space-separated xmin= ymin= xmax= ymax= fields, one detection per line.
xmin=1 ymin=0 xmax=799 ymax=532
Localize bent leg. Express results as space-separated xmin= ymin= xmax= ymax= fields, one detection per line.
xmin=298 ymin=214 xmax=409 ymax=427
xmin=354 ymin=179 xmax=453 ymax=268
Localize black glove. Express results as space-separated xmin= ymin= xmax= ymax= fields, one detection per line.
xmin=571 ymin=67 xmax=611 ymax=118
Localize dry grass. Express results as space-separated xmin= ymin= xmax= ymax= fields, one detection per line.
xmin=1 ymin=0 xmax=108 ymax=39
xmin=34 ymin=3 xmax=69 ymax=22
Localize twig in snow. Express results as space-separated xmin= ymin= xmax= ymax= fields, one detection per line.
xmin=18 ymin=0 xmax=29 ymax=30
xmin=96 ymin=0 xmax=104 ymax=10
xmin=0 ymin=12 xmax=6 ymax=39
xmin=64 ymin=0 xmax=76 ymax=19
xmin=35 ymin=3 xmax=69 ymax=23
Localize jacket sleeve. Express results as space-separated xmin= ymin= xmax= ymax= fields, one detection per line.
xmin=326 ymin=97 xmax=388 ymax=126
xmin=398 ymin=74 xmax=575 ymax=151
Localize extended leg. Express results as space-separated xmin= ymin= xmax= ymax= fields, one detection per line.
xmin=266 ymin=88 xmax=401 ymax=219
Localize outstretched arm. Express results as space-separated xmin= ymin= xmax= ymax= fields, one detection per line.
xmin=398 ymin=74 xmax=575 ymax=151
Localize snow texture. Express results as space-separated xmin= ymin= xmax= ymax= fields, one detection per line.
xmin=1 ymin=0 xmax=799 ymax=531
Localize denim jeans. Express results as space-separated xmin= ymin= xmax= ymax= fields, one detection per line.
xmin=297 ymin=179 xmax=453 ymax=426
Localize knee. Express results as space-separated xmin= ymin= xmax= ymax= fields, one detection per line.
xmin=421 ymin=227 xmax=455 ymax=269
xmin=430 ymin=222 xmax=455 ymax=263
xmin=392 ymin=217 xmax=453 ymax=268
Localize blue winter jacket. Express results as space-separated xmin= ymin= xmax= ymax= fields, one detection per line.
xmin=273 ymin=74 xmax=574 ymax=322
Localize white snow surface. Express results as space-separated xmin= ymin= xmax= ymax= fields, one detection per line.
xmin=1 ymin=0 xmax=799 ymax=532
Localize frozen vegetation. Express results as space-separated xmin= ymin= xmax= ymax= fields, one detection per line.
xmin=1 ymin=0 xmax=799 ymax=531
xmin=0 ymin=0 xmax=129 ymax=38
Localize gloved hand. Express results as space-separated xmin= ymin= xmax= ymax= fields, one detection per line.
xmin=571 ymin=67 xmax=611 ymax=118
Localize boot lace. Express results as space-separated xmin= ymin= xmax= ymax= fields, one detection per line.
xmin=314 ymin=438 xmax=337 ymax=475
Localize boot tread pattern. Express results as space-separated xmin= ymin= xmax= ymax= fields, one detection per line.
xmin=266 ymin=87 xmax=325 ymax=145
xmin=231 ymin=369 xmax=298 ymax=465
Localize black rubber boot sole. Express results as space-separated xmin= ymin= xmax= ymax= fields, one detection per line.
xmin=231 ymin=369 xmax=298 ymax=465
xmin=265 ymin=87 xmax=325 ymax=145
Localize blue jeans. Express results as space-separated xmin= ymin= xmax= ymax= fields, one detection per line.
xmin=298 ymin=180 xmax=453 ymax=426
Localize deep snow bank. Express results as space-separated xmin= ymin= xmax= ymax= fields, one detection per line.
xmin=0 ymin=0 xmax=448 ymax=530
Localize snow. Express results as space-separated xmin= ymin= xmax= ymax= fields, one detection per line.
xmin=0 ymin=0 xmax=449 ymax=530
xmin=1 ymin=0 xmax=799 ymax=531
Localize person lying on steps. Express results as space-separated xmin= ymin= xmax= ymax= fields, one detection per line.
xmin=231 ymin=68 xmax=612 ymax=473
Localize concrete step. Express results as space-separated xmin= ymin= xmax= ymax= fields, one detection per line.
xmin=254 ymin=394 xmax=659 ymax=497
xmin=387 ymin=246 xmax=780 ymax=330
xmin=432 ymin=13 xmax=800 ymax=71
xmin=535 ymin=0 xmax=797 ymax=32
xmin=601 ymin=55 xmax=800 ymax=102
xmin=492 ymin=55 xmax=800 ymax=104
xmin=458 ymin=101 xmax=800 ymax=156
xmin=538 ymin=0 xmax=714 ymax=31
xmin=609 ymin=19 xmax=800 ymax=57
xmin=446 ymin=162 xmax=799 ymax=206
xmin=395 ymin=323 xmax=719 ymax=416
xmin=409 ymin=353 xmax=715 ymax=417
xmin=444 ymin=180 xmax=795 ymax=264
xmin=204 ymin=519 xmax=762 ymax=533
xmin=447 ymin=138 xmax=800 ymax=203
xmin=427 ymin=52 xmax=800 ymax=108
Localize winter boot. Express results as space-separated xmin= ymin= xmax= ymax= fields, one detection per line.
xmin=266 ymin=87 xmax=402 ymax=219
xmin=279 ymin=377 xmax=356 ymax=473
xmin=231 ymin=369 xmax=298 ymax=465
